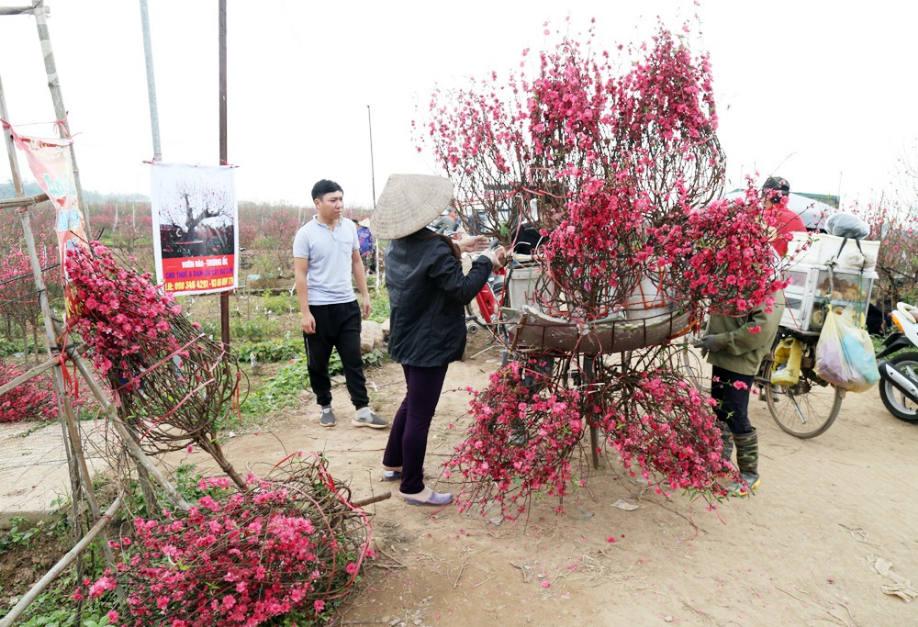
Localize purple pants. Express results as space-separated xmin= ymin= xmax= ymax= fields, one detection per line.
xmin=383 ymin=364 xmax=449 ymax=495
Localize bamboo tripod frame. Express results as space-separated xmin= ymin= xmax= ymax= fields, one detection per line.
xmin=0 ymin=8 xmax=189 ymax=621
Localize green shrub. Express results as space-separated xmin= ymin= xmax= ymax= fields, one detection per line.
xmin=237 ymin=338 xmax=302 ymax=363
xmin=241 ymin=349 xmax=385 ymax=416
xmin=0 ymin=338 xmax=19 ymax=357
xmin=262 ymin=294 xmax=298 ymax=316
xmin=368 ymin=289 xmax=390 ymax=323
xmin=232 ymin=318 xmax=279 ymax=341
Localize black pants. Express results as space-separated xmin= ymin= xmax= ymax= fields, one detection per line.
xmin=711 ymin=366 xmax=754 ymax=435
xmin=303 ymin=301 xmax=369 ymax=409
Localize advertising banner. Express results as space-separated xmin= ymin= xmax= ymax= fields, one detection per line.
xmin=12 ymin=131 xmax=87 ymax=313
xmin=13 ymin=132 xmax=87 ymax=261
xmin=150 ymin=163 xmax=238 ymax=295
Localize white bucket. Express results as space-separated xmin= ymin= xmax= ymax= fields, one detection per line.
xmin=507 ymin=265 xmax=546 ymax=311
xmin=624 ymin=271 xmax=673 ymax=321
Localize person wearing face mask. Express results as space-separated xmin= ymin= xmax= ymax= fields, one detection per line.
xmin=693 ymin=176 xmax=797 ymax=497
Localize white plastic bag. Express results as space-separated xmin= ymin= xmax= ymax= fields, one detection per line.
xmin=815 ymin=306 xmax=880 ymax=392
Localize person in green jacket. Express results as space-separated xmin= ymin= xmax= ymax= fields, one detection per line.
xmin=694 ymin=289 xmax=786 ymax=496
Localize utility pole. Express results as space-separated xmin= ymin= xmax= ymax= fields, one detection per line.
xmin=368 ymin=105 xmax=377 ymax=205
xmin=367 ymin=105 xmax=379 ymax=293
xmin=139 ymin=0 xmax=162 ymax=161
xmin=219 ymin=0 xmax=230 ymax=346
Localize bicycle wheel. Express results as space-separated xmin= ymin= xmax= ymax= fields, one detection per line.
xmin=764 ymin=340 xmax=844 ymax=438
xmin=878 ymin=352 xmax=918 ymax=423
xmin=677 ymin=327 xmax=712 ymax=394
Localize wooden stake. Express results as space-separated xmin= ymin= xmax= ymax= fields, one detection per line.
xmin=31 ymin=0 xmax=89 ymax=235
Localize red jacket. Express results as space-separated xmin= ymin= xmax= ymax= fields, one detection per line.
xmin=769 ymin=204 xmax=807 ymax=257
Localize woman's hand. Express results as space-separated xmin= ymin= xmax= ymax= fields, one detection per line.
xmin=482 ymin=246 xmax=507 ymax=268
xmin=457 ymin=234 xmax=489 ymax=254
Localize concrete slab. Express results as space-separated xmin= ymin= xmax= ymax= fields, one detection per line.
xmin=0 ymin=420 xmax=109 ymax=523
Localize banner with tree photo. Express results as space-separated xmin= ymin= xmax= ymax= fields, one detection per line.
xmin=150 ymin=163 xmax=238 ymax=295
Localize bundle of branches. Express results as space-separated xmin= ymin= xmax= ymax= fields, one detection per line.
xmin=83 ymin=454 xmax=374 ymax=627
xmin=445 ymin=357 xmax=586 ymax=517
xmin=447 ymin=347 xmax=735 ymax=517
xmin=64 ymin=241 xmax=246 ymax=488
xmin=423 ymin=23 xmax=738 ymax=319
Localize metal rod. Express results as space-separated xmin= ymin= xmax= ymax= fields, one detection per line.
xmin=139 ymin=0 xmax=162 ymax=161
xmin=367 ymin=104 xmax=377 ymax=207
xmin=219 ymin=0 xmax=231 ymax=347
xmin=367 ymin=105 xmax=379 ymax=293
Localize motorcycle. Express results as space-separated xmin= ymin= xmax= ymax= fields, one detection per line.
xmin=876 ymin=302 xmax=918 ymax=422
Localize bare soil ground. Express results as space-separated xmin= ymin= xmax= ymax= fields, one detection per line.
xmin=3 ymin=328 xmax=916 ymax=626
xmin=194 ymin=333 xmax=918 ymax=627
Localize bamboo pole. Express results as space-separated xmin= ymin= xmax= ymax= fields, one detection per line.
xmin=0 ymin=351 xmax=64 ymax=397
xmin=0 ymin=73 xmax=87 ymax=553
xmin=64 ymin=346 xmax=191 ymax=512
xmin=31 ymin=0 xmax=89 ymax=236
xmin=1 ymin=75 xmax=118 ymax=571
xmin=0 ymin=6 xmax=35 ymax=16
xmin=0 ymin=192 xmax=48 ymax=210
xmin=0 ymin=496 xmax=121 ymax=627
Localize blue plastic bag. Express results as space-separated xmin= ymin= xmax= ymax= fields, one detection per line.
xmin=815 ymin=306 xmax=880 ymax=392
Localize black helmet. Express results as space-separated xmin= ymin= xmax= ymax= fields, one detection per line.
xmin=762 ymin=176 xmax=790 ymax=203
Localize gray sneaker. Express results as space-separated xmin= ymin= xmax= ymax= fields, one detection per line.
xmin=319 ymin=406 xmax=336 ymax=427
xmin=352 ymin=410 xmax=389 ymax=429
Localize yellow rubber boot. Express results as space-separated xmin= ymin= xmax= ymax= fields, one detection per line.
xmin=771 ymin=338 xmax=803 ymax=386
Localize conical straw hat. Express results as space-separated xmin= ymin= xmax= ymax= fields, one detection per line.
xmin=370 ymin=174 xmax=454 ymax=240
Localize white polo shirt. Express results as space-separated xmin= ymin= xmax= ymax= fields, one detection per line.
xmin=292 ymin=217 xmax=359 ymax=306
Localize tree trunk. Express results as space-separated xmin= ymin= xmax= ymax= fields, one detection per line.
xmin=32 ymin=322 xmax=40 ymax=366
xmin=20 ymin=320 xmax=28 ymax=366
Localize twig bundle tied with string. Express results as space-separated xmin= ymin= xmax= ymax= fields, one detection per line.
xmin=65 ymin=241 xmax=246 ymax=488
xmin=83 ymin=454 xmax=375 ymax=627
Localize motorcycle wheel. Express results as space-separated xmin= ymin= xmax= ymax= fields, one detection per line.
xmin=879 ymin=352 xmax=918 ymax=423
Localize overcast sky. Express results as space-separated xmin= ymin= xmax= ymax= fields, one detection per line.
xmin=0 ymin=1 xmax=915 ymax=210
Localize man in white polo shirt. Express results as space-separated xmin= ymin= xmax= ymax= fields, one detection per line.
xmin=293 ymin=179 xmax=388 ymax=429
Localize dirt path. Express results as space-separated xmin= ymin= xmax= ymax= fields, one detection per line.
xmin=194 ymin=337 xmax=917 ymax=627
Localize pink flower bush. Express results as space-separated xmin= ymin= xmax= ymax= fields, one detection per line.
xmin=653 ymin=186 xmax=788 ymax=317
xmin=447 ymin=359 xmax=585 ymax=515
xmin=424 ymin=20 xmax=771 ymax=512
xmin=86 ymin=464 xmax=373 ymax=627
xmin=849 ymin=201 xmax=918 ymax=306
xmin=64 ymin=242 xmax=182 ymax=378
xmin=64 ymin=241 xmax=246 ymax=487
xmin=596 ymin=365 xmax=734 ymax=495
xmin=0 ymin=363 xmax=58 ymax=423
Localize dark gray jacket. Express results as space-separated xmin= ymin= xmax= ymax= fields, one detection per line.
xmin=386 ymin=234 xmax=492 ymax=367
